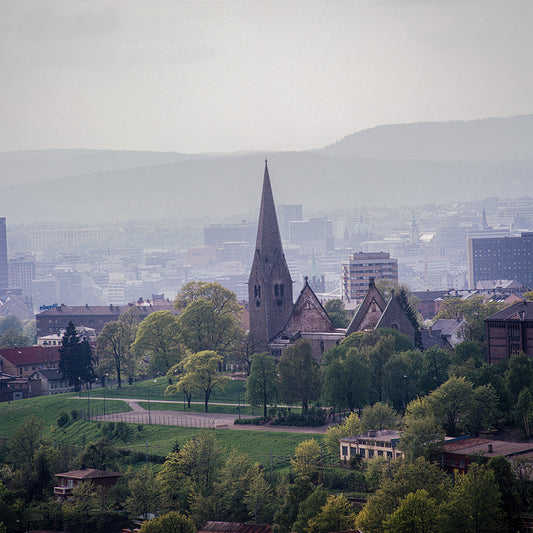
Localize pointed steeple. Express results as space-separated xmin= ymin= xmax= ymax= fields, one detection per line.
xmin=248 ymin=161 xmax=293 ymax=353
xmin=255 ymin=160 xmax=283 ymax=258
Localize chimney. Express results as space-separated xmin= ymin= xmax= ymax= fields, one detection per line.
xmin=369 ymin=277 xmax=375 ymax=288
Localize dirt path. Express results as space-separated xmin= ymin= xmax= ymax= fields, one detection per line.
xmin=69 ymin=397 xmax=329 ymax=434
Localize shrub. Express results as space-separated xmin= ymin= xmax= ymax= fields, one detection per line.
xmin=70 ymin=409 xmax=79 ymax=420
xmin=57 ymin=412 xmax=70 ymax=428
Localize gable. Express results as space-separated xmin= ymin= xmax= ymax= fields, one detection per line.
xmin=282 ymin=282 xmax=335 ymax=335
xmin=376 ymin=297 xmax=415 ymax=342
xmin=346 ymin=285 xmax=387 ymax=335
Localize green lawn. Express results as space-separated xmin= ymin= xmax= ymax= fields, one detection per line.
xmin=0 ymin=389 xmax=325 ymax=472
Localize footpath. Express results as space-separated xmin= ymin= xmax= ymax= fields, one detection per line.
xmin=69 ymin=397 xmax=328 ymax=434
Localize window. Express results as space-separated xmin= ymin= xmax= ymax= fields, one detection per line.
xmin=368 ymin=449 xmax=374 ymax=458
xmin=342 ymin=446 xmax=348 ymax=456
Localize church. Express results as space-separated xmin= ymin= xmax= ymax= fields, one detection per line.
xmin=247 ymin=161 xmax=417 ymax=361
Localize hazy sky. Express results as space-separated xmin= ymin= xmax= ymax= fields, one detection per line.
xmin=2 ymin=0 xmax=532 ymax=154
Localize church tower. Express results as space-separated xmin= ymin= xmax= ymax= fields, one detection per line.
xmin=248 ymin=161 xmax=293 ymax=353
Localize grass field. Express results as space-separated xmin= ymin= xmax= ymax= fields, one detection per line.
xmin=0 ymin=387 xmax=325 ymax=471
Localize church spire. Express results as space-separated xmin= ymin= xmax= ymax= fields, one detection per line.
xmin=255 ymin=160 xmax=283 ymax=258
xmin=248 ymin=161 xmax=293 ymax=353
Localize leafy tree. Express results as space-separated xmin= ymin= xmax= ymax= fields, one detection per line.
xmin=383 ymin=489 xmax=439 ymax=533
xmin=426 ymin=376 xmax=474 ymax=436
xmin=0 ymin=315 xmax=23 ymax=335
xmin=486 ymin=456 xmax=521 ymax=533
xmin=243 ymin=464 xmax=273 ymax=524
xmin=364 ymin=334 xmax=395 ymax=403
xmin=166 ymin=432 xmax=224 ymax=497
xmin=442 ymin=464 xmax=503 ymax=533
xmin=273 ymin=476 xmax=315 ymax=533
xmin=97 ymin=321 xmax=135 ymax=388
xmin=166 ymin=364 xmax=197 ymax=408
xmin=59 ymin=321 xmax=95 ymax=391
xmin=0 ymin=327 xmax=31 ymax=348
xmin=77 ymin=438 xmax=118 ymax=471
xmin=357 ymin=458 xmax=451 ymax=533
xmin=505 ymin=352 xmax=533 ymax=406
xmin=324 ymin=412 xmax=362 ymax=460
xmin=515 ymin=388 xmax=533 ymax=438
xmin=417 ymin=347 xmax=451 ymax=395
xmin=399 ymin=399 xmax=444 ymax=461
xmin=278 ymin=339 xmax=321 ymax=413
xmin=323 ymin=299 xmax=349 ymax=328
xmin=175 ymin=281 xmax=244 ymax=362
xmin=132 ymin=310 xmax=182 ymax=375
xmin=360 ymin=402 xmax=399 ymax=431
xmin=465 ymin=384 xmax=500 ymax=435
xmin=306 ymin=494 xmax=356 ymax=533
xmin=168 ymin=351 xmax=228 ymax=412
xmin=245 ymin=352 xmax=279 ymax=417
xmin=322 ymin=348 xmax=369 ymax=413
xmin=125 ymin=464 xmax=162 ymax=520
xmin=291 ymin=439 xmax=322 ymax=480
xmin=139 ymin=511 xmax=195 ymax=533
xmin=292 ymin=487 xmax=329 ymax=533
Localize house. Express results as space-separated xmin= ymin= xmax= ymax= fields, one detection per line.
xmin=485 ymin=300 xmax=533 ymax=364
xmin=433 ymin=436 xmax=533 ymax=474
xmin=0 ymin=345 xmax=60 ymax=378
xmin=0 ymin=372 xmax=41 ymax=401
xmin=29 ymin=369 xmax=70 ymax=394
xmin=54 ymin=468 xmax=124 ymax=502
xmin=339 ymin=430 xmax=404 ymax=464
xmin=429 ymin=318 xmax=467 ymax=347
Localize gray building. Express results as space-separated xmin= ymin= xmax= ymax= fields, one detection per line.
xmin=467 ymin=232 xmax=533 ymax=289
xmin=0 ymin=218 xmax=7 ymax=292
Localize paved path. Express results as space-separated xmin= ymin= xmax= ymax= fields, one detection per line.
xmin=69 ymin=397 xmax=328 ymax=434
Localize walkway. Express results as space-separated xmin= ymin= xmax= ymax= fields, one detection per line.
xmin=69 ymin=397 xmax=328 ymax=434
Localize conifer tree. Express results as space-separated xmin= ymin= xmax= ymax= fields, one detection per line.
xmin=59 ymin=321 xmax=95 ymax=391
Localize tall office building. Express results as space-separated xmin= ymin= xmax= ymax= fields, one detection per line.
xmin=342 ymin=252 xmax=398 ymax=302
xmin=0 ymin=218 xmax=8 ymax=291
xmin=467 ymin=232 xmax=533 ymax=288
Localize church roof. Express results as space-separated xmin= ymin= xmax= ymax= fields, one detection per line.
xmin=254 ymin=160 xmax=284 ymax=262
xmin=375 ymin=296 xmax=416 ymax=341
xmin=282 ymin=278 xmax=336 ymax=335
xmin=345 ymin=278 xmax=387 ymax=335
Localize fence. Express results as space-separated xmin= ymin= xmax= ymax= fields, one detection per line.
xmin=81 ymin=407 xmax=218 ymax=429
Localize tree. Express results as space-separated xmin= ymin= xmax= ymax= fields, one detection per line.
xmin=97 ymin=321 xmax=135 ymax=388
xmin=132 ymin=311 xmax=182 ymax=375
xmin=169 ymin=351 xmax=228 ymax=412
xmin=273 ymin=476 xmax=315 ymax=533
xmin=324 ymin=299 xmax=349 ymax=328
xmin=357 ymin=458 xmax=451 ymax=533
xmin=292 ymin=488 xmax=328 ymax=533
xmin=426 ymin=376 xmax=474 ymax=437
xmin=382 ymin=489 xmax=439 ymax=533
xmin=139 ymin=511 xmax=195 ymax=533
xmin=175 ymin=281 xmax=244 ymax=362
xmin=245 ymin=352 xmax=279 ymax=417
xmin=292 ymin=439 xmax=322 ymax=480
xmin=442 ymin=464 xmax=503 ymax=533
xmin=0 ymin=328 xmax=31 ymax=348
xmin=125 ymin=464 xmax=162 ymax=520
xmin=364 ymin=334 xmax=396 ymax=403
xmin=243 ymin=464 xmax=273 ymax=524
xmin=515 ymin=388 xmax=533 ymax=438
xmin=0 ymin=315 xmax=23 ymax=335
xmin=399 ymin=399 xmax=444 ymax=461
xmin=321 ymin=348 xmax=369 ymax=413
xmin=505 ymin=352 xmax=533 ymax=406
xmin=324 ymin=413 xmax=362 ymax=460
xmin=278 ymin=340 xmax=320 ymax=413
xmin=59 ymin=321 xmax=95 ymax=391
xmin=306 ymin=494 xmax=356 ymax=533
xmin=360 ymin=402 xmax=399 ymax=431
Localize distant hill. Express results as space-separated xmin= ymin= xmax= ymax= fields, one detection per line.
xmin=319 ymin=114 xmax=533 ymax=161
xmin=1 ymin=115 xmax=531 ymax=223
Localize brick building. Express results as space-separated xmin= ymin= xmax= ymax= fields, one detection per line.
xmin=485 ymin=300 xmax=533 ymax=364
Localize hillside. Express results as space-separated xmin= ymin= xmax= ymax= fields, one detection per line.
xmin=1 ymin=115 xmax=531 ymax=223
